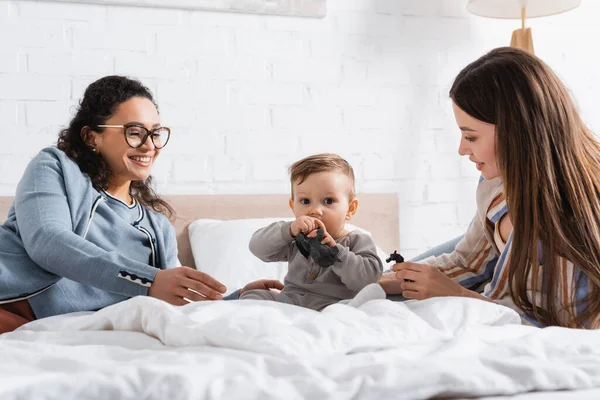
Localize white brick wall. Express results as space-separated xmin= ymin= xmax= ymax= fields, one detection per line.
xmin=1 ymin=0 xmax=600 ymax=258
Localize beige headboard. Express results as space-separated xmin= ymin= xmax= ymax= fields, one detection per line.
xmin=0 ymin=194 xmax=399 ymax=268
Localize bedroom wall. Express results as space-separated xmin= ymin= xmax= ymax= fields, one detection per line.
xmin=1 ymin=0 xmax=598 ymax=257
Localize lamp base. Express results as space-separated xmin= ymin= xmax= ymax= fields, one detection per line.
xmin=510 ymin=27 xmax=534 ymax=54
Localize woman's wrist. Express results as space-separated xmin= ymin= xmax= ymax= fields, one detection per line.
xmin=460 ymin=287 xmax=492 ymax=302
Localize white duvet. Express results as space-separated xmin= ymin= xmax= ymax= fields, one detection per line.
xmin=1 ymin=294 xmax=600 ymax=400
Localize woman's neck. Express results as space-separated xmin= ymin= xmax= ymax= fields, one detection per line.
xmin=106 ymin=181 xmax=133 ymax=205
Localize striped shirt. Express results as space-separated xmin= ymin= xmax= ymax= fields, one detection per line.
xmin=420 ymin=177 xmax=590 ymax=327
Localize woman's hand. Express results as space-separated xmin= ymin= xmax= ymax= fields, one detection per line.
xmin=239 ymin=279 xmax=285 ymax=296
xmin=379 ymin=262 xmax=468 ymax=300
xmin=148 ymin=267 xmax=227 ymax=306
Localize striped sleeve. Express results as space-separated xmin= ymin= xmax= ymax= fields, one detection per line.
xmin=484 ymin=247 xmax=590 ymax=327
xmin=419 ymin=214 xmax=498 ymax=291
xmin=418 ymin=177 xmax=502 ymax=291
xmin=570 ymin=264 xmax=591 ymax=327
xmin=534 ymin=258 xmax=590 ymax=327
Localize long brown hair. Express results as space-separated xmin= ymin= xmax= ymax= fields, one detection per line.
xmin=57 ymin=75 xmax=174 ymax=219
xmin=450 ymin=47 xmax=600 ymax=328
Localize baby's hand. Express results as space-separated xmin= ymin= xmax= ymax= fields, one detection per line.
xmin=290 ymin=216 xmax=320 ymax=237
xmin=240 ymin=279 xmax=285 ymax=296
xmin=307 ymin=226 xmax=336 ymax=247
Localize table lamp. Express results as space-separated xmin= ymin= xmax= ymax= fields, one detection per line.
xmin=466 ymin=0 xmax=581 ymax=54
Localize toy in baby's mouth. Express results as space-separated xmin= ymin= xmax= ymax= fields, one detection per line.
xmin=295 ymin=229 xmax=341 ymax=267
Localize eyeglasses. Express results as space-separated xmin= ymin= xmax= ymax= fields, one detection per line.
xmin=96 ymin=124 xmax=171 ymax=149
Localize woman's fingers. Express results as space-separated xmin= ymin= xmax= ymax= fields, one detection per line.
xmin=184 ymin=268 xmax=226 ymax=293
xmin=181 ymin=277 xmax=223 ymax=300
xmin=401 ymin=290 xmax=422 ymax=300
xmin=170 ymin=295 xmax=190 ymax=306
xmin=395 ymin=270 xmax=419 ymax=282
xmin=399 ymin=281 xmax=418 ymax=292
xmin=177 ymin=287 xmax=209 ymax=302
xmin=392 ymin=262 xmax=425 ymax=272
xmin=149 ymin=268 xmax=227 ymax=305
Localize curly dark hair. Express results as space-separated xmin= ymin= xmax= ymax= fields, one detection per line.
xmin=57 ymin=75 xmax=174 ymax=219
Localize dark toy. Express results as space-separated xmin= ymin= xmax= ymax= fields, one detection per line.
xmin=296 ymin=229 xmax=341 ymax=267
xmin=387 ymin=250 xmax=413 ymax=282
xmin=386 ymin=250 xmax=404 ymax=264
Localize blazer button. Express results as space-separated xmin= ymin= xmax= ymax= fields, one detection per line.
xmin=308 ymin=273 xmax=317 ymax=279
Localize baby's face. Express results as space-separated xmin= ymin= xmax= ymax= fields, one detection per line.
xmin=290 ymin=171 xmax=354 ymax=240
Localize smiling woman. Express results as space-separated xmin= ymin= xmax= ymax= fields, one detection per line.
xmin=48 ymin=78 xmax=169 ymax=212
xmin=380 ymin=47 xmax=600 ymax=330
xmin=0 ymin=75 xmax=276 ymax=334
xmin=453 ymin=102 xmax=497 ymax=179
xmin=80 ymin=98 xmax=170 ymax=207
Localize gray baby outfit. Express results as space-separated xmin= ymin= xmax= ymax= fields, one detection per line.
xmin=240 ymin=221 xmax=383 ymax=310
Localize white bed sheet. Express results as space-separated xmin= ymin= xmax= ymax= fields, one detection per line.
xmin=1 ymin=295 xmax=599 ymax=400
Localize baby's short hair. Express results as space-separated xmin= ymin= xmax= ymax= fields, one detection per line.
xmin=288 ymin=153 xmax=356 ymax=199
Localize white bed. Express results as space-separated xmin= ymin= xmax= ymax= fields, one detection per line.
xmin=1 ymin=194 xmax=600 ymax=400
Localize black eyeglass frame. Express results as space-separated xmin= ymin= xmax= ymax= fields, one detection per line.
xmin=96 ymin=123 xmax=171 ymax=149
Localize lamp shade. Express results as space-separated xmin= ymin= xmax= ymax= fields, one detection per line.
xmin=467 ymin=0 xmax=580 ymax=19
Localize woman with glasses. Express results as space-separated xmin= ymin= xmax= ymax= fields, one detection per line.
xmin=0 ymin=75 xmax=280 ymax=333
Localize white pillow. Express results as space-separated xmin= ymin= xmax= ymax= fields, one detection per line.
xmin=188 ymin=218 xmax=390 ymax=296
